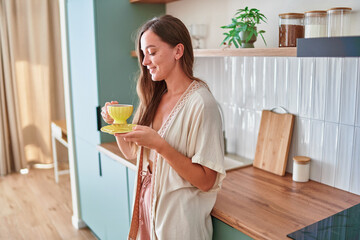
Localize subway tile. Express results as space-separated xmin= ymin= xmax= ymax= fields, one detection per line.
xmin=339 ymin=58 xmax=358 ymax=125
xmin=224 ymin=103 xmax=237 ymax=154
xmin=287 ymin=57 xmax=300 ymax=115
xmin=236 ymin=107 xmax=245 ymax=157
xmin=296 ymin=117 xmax=311 ymax=157
xmin=350 ymin=127 xmax=360 ymax=195
xmin=355 ymin=59 xmax=360 ymax=127
xmin=325 ymin=58 xmax=342 ymax=123
xmin=263 ymin=57 xmax=276 ymax=109
xmin=254 ymin=57 xmax=265 ymax=110
xmin=299 ymin=58 xmax=315 ymax=118
xmin=244 ymin=109 xmax=256 ymax=159
xmin=334 ymin=125 xmax=354 ymax=191
xmin=275 ymin=57 xmax=288 ymax=109
xmin=309 ymin=120 xmax=324 ymax=182
xmin=312 ymin=58 xmax=327 ymax=120
xmin=223 ymin=57 xmax=233 ymax=105
xmin=232 ymin=57 xmax=245 ymax=107
xmin=321 ymin=122 xmax=339 ymax=187
xmin=244 ymin=57 xmax=255 ymax=109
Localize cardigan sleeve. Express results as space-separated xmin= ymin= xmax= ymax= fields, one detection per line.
xmin=186 ymin=91 xmax=226 ymax=190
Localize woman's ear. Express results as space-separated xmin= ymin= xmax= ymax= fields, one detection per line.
xmin=174 ymin=43 xmax=184 ymax=60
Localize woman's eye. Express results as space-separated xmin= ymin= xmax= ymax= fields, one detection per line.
xmin=148 ymin=52 xmax=155 ymax=56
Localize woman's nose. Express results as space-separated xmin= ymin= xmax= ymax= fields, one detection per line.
xmin=142 ymin=55 xmax=150 ymax=66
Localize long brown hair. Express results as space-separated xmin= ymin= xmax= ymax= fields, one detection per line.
xmin=133 ymin=15 xmax=206 ymax=126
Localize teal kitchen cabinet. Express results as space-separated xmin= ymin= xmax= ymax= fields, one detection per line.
xmin=212 ymin=218 xmax=253 ymax=240
xmin=66 ymin=0 xmax=164 ymax=238
xmin=127 ymin=167 xmax=136 ymax=219
xmin=101 ymin=153 xmax=132 ymax=239
xmin=76 ymin=137 xmax=106 ymax=238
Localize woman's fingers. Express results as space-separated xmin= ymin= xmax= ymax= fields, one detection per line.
xmin=101 ymin=101 xmax=118 ymax=124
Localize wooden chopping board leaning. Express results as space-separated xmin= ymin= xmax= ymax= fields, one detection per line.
xmin=253 ymin=107 xmax=295 ymax=176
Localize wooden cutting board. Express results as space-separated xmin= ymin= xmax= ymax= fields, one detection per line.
xmin=253 ymin=109 xmax=295 ymax=176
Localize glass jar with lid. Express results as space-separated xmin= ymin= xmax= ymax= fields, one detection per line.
xmin=327 ymin=7 xmax=352 ymax=37
xmin=304 ymin=10 xmax=327 ymax=38
xmin=279 ymin=13 xmax=305 ymax=47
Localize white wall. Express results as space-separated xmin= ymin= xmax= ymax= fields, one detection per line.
xmin=167 ymin=0 xmax=360 ymax=48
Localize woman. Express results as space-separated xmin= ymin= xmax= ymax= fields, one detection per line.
xmin=102 ymin=15 xmax=225 ymax=240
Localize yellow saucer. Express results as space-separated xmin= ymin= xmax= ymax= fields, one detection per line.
xmin=100 ymin=124 xmax=136 ymax=135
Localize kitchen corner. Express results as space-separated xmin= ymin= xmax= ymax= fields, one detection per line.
xmin=97 ymin=142 xmax=360 ymax=239
xmin=61 ymin=0 xmax=360 ymax=239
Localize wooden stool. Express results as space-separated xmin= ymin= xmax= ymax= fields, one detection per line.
xmin=51 ymin=120 xmax=69 ymax=183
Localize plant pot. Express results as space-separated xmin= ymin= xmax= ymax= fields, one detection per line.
xmin=239 ymin=30 xmax=257 ymax=48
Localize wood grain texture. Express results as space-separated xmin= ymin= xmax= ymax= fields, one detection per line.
xmin=212 ymin=166 xmax=360 ymax=240
xmin=193 ymin=47 xmax=297 ymax=57
xmin=253 ymin=110 xmax=295 ymax=176
xmin=0 ymin=168 xmax=96 ymax=240
xmin=131 ymin=48 xmax=297 ymax=58
xmin=97 ymin=142 xmax=137 ymax=170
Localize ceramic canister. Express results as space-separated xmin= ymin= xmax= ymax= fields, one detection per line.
xmin=292 ymin=156 xmax=311 ymax=182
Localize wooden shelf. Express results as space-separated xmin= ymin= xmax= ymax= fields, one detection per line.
xmin=193 ymin=47 xmax=297 ymax=57
xmin=131 ymin=48 xmax=297 ymax=58
xmin=130 ymin=0 xmax=178 ymax=3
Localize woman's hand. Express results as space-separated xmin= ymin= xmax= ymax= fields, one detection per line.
xmin=117 ymin=125 xmax=165 ymax=151
xmin=101 ymin=101 xmax=118 ymax=124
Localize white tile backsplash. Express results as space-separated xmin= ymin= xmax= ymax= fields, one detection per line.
xmin=340 ymin=58 xmax=358 ymax=125
xmin=287 ymin=57 xmax=300 ymax=115
xmin=313 ymin=58 xmax=327 ymax=120
xmin=309 ymin=120 xmax=324 ymax=182
xmin=263 ymin=58 xmax=276 ymax=110
xmin=350 ymin=127 xmax=360 ymax=195
xmin=334 ymin=125 xmax=354 ymax=191
xmin=275 ymin=58 xmax=287 ymax=108
xmin=194 ymin=56 xmax=360 ymax=195
xmin=325 ymin=58 xmax=342 ymax=123
xmin=356 ymin=60 xmax=360 ymax=127
xmin=299 ymin=58 xmax=314 ymax=118
xmin=321 ymin=122 xmax=338 ymax=187
xmin=254 ymin=57 xmax=265 ymax=110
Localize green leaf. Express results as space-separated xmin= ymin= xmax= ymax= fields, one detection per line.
xmin=259 ymin=32 xmax=267 ymax=46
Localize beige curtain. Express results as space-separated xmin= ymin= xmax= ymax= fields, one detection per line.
xmin=0 ymin=0 xmax=65 ymax=175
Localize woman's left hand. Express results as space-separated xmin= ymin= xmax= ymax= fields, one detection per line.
xmin=116 ymin=125 xmax=165 ymax=151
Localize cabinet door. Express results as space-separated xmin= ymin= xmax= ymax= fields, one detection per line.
xmin=67 ymin=0 xmax=100 ymax=144
xmin=101 ymin=153 xmax=131 ymax=239
xmin=75 ymin=137 xmax=105 ymax=239
xmin=212 ymin=218 xmax=253 ymax=240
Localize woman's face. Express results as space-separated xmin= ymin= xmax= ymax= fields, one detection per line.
xmin=140 ymin=30 xmax=178 ymax=81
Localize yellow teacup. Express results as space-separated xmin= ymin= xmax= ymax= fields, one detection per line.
xmin=108 ymin=104 xmax=133 ymax=125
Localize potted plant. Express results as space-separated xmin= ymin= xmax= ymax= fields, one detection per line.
xmin=221 ymin=7 xmax=267 ymax=48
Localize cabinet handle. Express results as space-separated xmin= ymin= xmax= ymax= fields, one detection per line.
xmin=96 ymin=106 xmax=101 ymax=131
xmin=98 ymin=153 xmax=102 ymax=177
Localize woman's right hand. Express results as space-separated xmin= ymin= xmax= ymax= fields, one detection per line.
xmin=101 ymin=101 xmax=118 ymax=124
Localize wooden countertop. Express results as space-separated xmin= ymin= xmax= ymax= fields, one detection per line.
xmin=213 ymin=167 xmax=360 ymax=239
xmin=97 ymin=142 xmax=360 ymax=239
xmin=96 ymin=142 xmax=137 ymax=171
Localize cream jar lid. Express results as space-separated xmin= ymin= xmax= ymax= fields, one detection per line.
xmin=279 ymin=13 xmax=305 ymax=19
xmin=327 ymin=7 xmax=352 ymax=13
xmin=293 ymin=156 xmax=311 ymax=164
xmin=304 ymin=10 xmax=327 ymax=17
